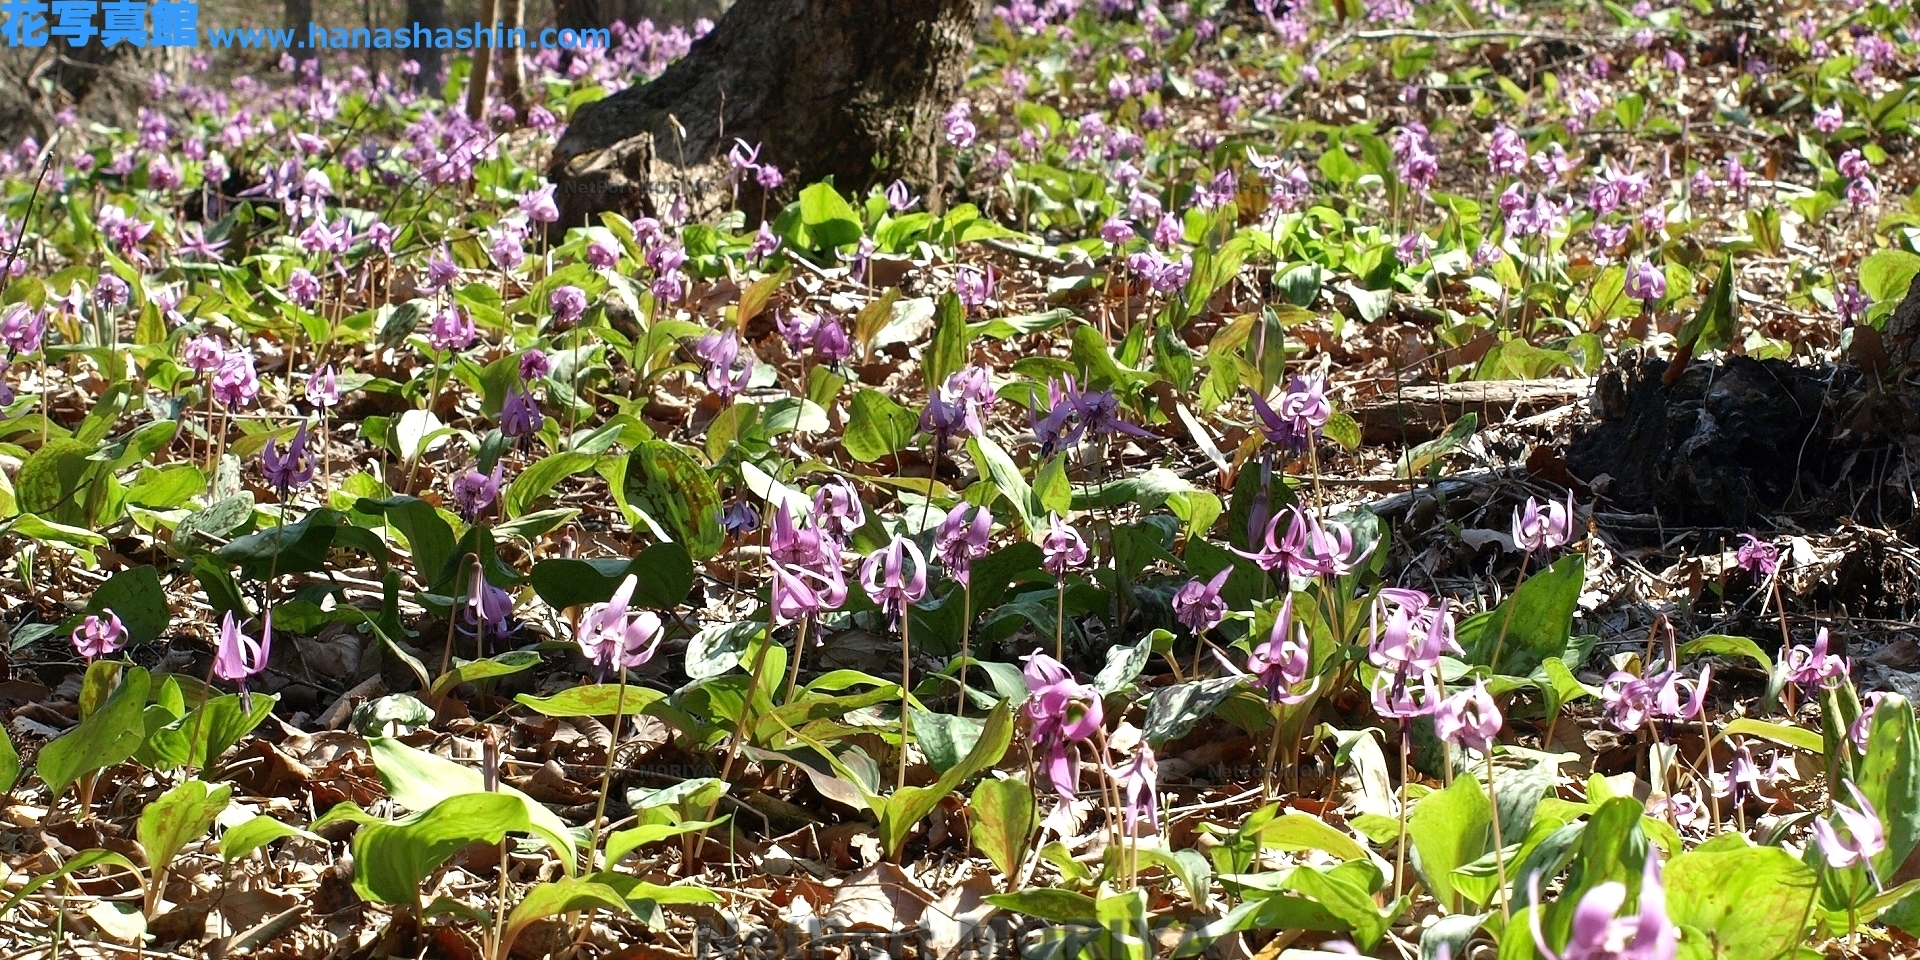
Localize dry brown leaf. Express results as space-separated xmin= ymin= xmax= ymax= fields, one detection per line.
xmin=826 ymin=862 xmax=935 ymax=931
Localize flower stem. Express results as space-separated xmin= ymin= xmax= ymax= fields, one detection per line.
xmin=1486 ymin=549 xmax=1532 ymax=672
xmin=898 ymin=612 xmax=913 ymax=791
xmin=782 ymin=616 xmax=811 ymax=708
xmin=586 ymin=665 xmax=629 ymax=873
xmin=1487 ymin=748 xmax=1510 ymax=922
xmin=1395 ymin=726 xmax=1411 ymax=900
xmin=1054 ymin=579 xmax=1066 ymax=660
xmin=956 ymin=583 xmax=972 ymax=719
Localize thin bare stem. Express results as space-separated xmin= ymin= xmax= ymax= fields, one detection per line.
xmin=586 ymin=665 xmax=630 ymax=872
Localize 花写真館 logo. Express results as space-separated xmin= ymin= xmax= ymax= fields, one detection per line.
xmin=1 ymin=0 xmax=200 ymax=47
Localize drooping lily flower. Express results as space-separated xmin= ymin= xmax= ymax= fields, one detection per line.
xmin=574 ymin=574 xmax=664 ymax=678
xmin=1117 ymin=743 xmax=1159 ymax=835
xmin=1812 ymin=782 xmax=1886 ymax=874
xmin=1530 ymin=854 xmax=1678 ymax=960
xmin=1512 ymin=492 xmax=1577 ymax=553
xmin=72 ymin=612 xmax=127 ymax=661
xmin=936 ymin=503 xmax=994 ymax=586
xmin=1173 ymin=568 xmax=1230 ymax=635
xmin=262 ymin=421 xmax=314 ymax=494
xmin=1785 ymin=627 xmax=1848 ymax=694
xmin=1022 ymin=651 xmax=1104 ymax=798
xmin=1247 ymin=593 xmax=1317 ymax=705
xmin=811 ymin=477 xmax=866 ymax=545
xmin=1735 ymin=534 xmax=1778 ymax=576
xmin=214 ymin=610 xmax=272 ymax=695
xmin=1041 ymin=514 xmax=1089 ymax=578
xmin=859 ymin=536 xmax=928 ymax=626
xmin=450 ymin=462 xmax=505 ymax=522
xmin=1434 ymin=680 xmax=1503 ymax=753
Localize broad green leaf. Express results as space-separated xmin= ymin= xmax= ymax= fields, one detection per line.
xmin=516 ymin=683 xmax=666 ymax=717
xmin=505 ymin=451 xmax=603 ymax=518
xmin=334 ymin=792 xmax=553 ymax=906
xmin=797 ymin=182 xmax=863 ymax=250
xmin=137 ymin=779 xmax=233 ymax=878
xmin=967 ymin=434 xmax=1041 ymax=535
xmin=502 ymin=879 xmax=633 ymax=957
xmin=924 ymin=292 xmax=971 ymax=387
xmin=1677 ymin=634 xmax=1772 ymax=672
xmin=1407 ymin=773 xmax=1490 ymax=906
xmin=1258 ymin=813 xmax=1371 ymax=863
xmin=1142 ymin=676 xmax=1245 ymax=745
xmin=221 ymin=815 xmax=320 ymax=862
xmin=1664 ymin=841 xmax=1817 ymax=958
xmin=432 ymin=650 xmax=543 ymax=698
xmin=1093 ymin=631 xmax=1156 ymax=695
xmin=173 ymin=494 xmax=255 ymax=547
xmin=1723 ymin=717 xmax=1824 ymax=755
xmin=602 ymin=819 xmax=726 ymax=868
xmin=1095 ymin=887 xmax=1151 ymax=960
xmin=1134 ymin=846 xmax=1212 ymax=905
xmin=1676 ymin=253 xmax=1737 ymax=354
xmin=844 ymin=388 xmax=920 ymax=463
xmin=1856 ymin=694 xmax=1920 ymax=878
xmin=985 ymin=888 xmax=1099 ymax=924
xmin=622 ymin=441 xmax=724 ymax=559
xmin=366 ymin=737 xmax=577 ymax=865
xmin=1458 ymin=554 xmax=1585 ymax=676
xmin=86 ymin=565 xmax=170 ymax=646
xmin=527 ymin=542 xmax=695 ymax=612
xmin=969 ymin=777 xmax=1035 ymax=880
xmin=139 ymin=692 xmax=277 ymax=772
xmin=39 ymin=666 xmax=151 ymax=800
xmin=1395 ymin=413 xmax=1477 ymax=478
xmin=1287 ymin=866 xmax=1394 ymax=950
xmin=1861 ymin=249 xmax=1920 ymax=303
xmin=0 ymin=849 xmax=144 ymax=919
xmin=357 ymin=496 xmax=456 ymax=584
xmin=0 ymin=721 xmax=18 ymax=793
xmin=910 ymin=707 xmax=984 ymax=774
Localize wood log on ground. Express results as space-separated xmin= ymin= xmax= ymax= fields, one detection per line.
xmin=547 ymin=0 xmax=982 ymax=233
xmin=1351 ymin=377 xmax=1592 ymax=445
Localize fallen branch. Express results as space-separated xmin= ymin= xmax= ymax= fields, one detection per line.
xmin=1352 ymin=377 xmax=1590 ymax=445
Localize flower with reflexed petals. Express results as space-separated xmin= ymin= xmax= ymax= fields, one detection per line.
xmin=1022 ymin=651 xmax=1103 ymax=798
xmin=574 ymin=574 xmax=665 ymax=679
xmin=1041 ymin=514 xmax=1089 ymax=578
xmin=72 ymin=612 xmax=127 ymax=660
xmin=1173 ymin=569 xmax=1230 ymax=635
xmin=1434 ymin=680 xmax=1502 ymax=753
xmin=1812 ymin=782 xmax=1885 ymax=874
xmin=859 ymin=536 xmax=928 ymax=626
xmin=214 ymin=611 xmax=272 ymax=695
xmin=1529 ymin=854 xmax=1678 ymax=960
xmin=936 ymin=503 xmax=993 ymax=586
xmin=1512 ymin=493 xmax=1576 ymax=552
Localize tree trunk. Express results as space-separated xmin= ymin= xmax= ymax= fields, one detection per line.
xmin=554 ymin=0 xmax=731 ymax=30
xmin=285 ymin=0 xmax=315 ymax=64
xmin=498 ymin=0 xmax=526 ymax=115
xmin=547 ymin=0 xmax=981 ymax=233
xmin=465 ymin=0 xmax=499 ymax=122
xmin=404 ymin=0 xmax=448 ymax=91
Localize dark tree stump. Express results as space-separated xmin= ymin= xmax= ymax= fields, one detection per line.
xmin=547 ymin=0 xmax=982 ymax=232
xmin=1567 ymin=357 xmax=1849 ymax=527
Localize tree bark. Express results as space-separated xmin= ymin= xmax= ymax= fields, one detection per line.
xmin=498 ymin=0 xmax=526 ymax=115
xmin=404 ymin=0 xmax=448 ymax=91
xmin=465 ymin=0 xmax=499 ymax=122
xmin=547 ymin=0 xmax=982 ymax=233
xmin=285 ymin=0 xmax=315 ymax=64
